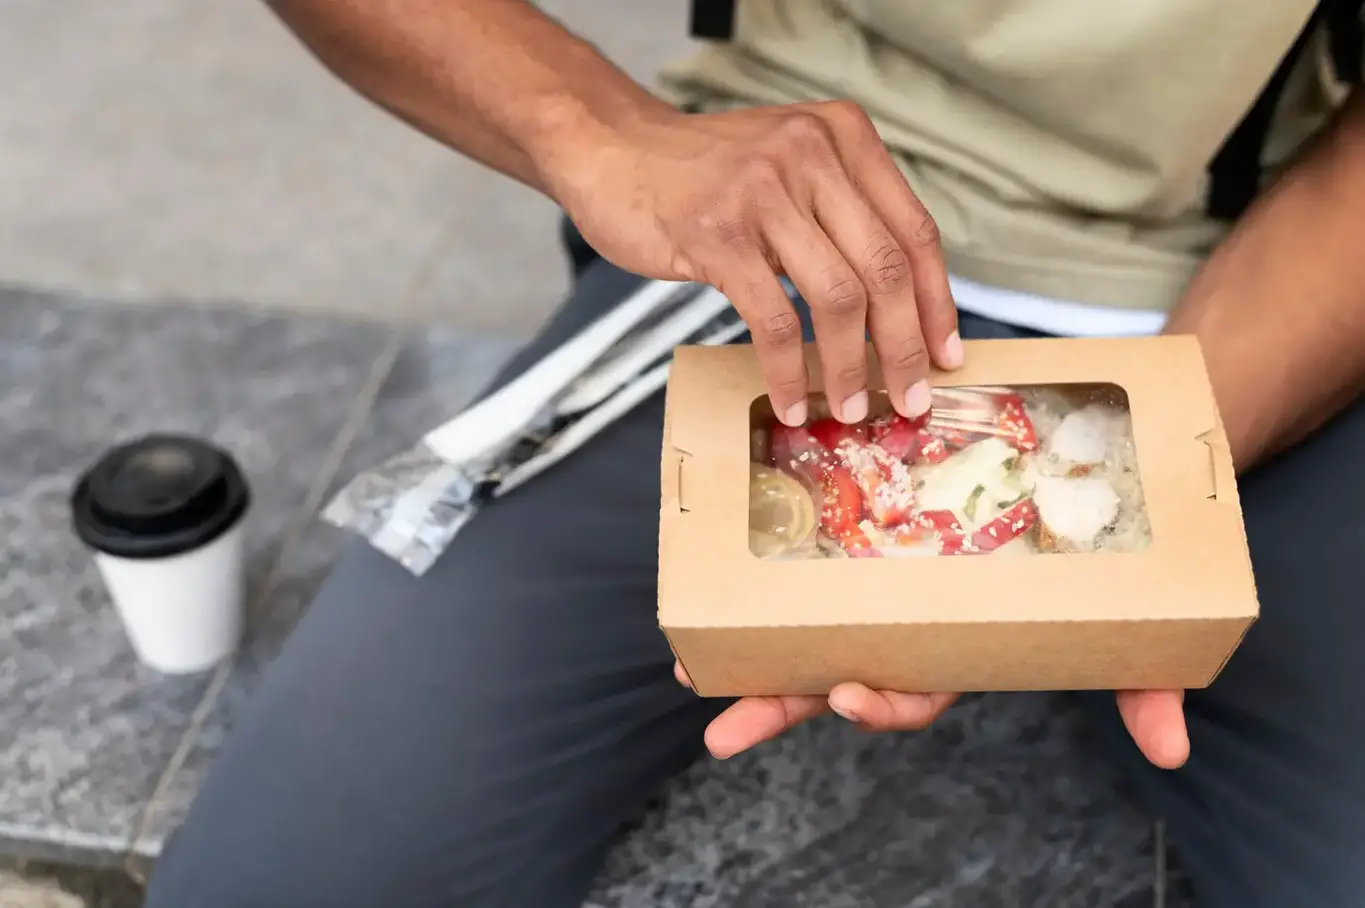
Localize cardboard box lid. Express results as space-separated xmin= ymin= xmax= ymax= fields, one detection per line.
xmin=658 ymin=336 xmax=1258 ymax=630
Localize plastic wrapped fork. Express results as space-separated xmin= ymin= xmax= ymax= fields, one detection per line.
xmin=321 ymin=282 xmax=747 ymax=576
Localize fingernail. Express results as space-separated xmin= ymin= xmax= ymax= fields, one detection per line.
xmin=941 ymin=331 xmax=964 ymax=369
xmin=780 ymin=399 xmax=808 ymax=427
xmin=830 ymin=704 xmax=859 ymax=723
xmin=903 ymin=380 xmax=932 ymax=418
xmin=828 ymin=690 xmax=860 ymax=723
xmin=839 ymin=390 xmax=868 ymax=424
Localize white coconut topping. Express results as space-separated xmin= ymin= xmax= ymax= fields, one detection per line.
xmin=1033 ymin=475 xmax=1121 ymax=550
xmin=1045 ymin=405 xmax=1110 ymax=471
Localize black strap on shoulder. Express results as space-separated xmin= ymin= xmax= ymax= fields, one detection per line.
xmin=689 ymin=0 xmax=737 ymax=40
xmin=1324 ymin=0 xmax=1365 ymax=83
xmin=1206 ymin=8 xmax=1324 ymax=221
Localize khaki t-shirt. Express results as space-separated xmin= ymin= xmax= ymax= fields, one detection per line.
xmin=657 ymin=1 xmax=1355 ymax=312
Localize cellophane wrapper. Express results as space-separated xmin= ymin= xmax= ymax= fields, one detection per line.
xmin=320 ymin=441 xmax=486 ymax=577
xmin=748 ymin=384 xmax=1153 ymax=561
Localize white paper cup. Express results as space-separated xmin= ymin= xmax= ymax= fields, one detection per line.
xmin=71 ymin=435 xmax=251 ymax=674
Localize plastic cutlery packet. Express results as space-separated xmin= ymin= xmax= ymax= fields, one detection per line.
xmin=321 ymin=282 xmax=744 ymax=576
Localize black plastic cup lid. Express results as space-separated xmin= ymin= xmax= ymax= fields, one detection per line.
xmin=71 ymin=434 xmax=250 ymax=560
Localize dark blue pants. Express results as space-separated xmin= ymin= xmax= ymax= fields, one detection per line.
xmin=145 ymin=234 xmax=1365 ymax=907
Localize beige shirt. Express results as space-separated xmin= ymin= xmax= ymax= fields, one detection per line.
xmin=657 ymin=1 xmax=1351 ymax=313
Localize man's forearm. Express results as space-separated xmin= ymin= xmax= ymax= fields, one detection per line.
xmin=1165 ymin=91 xmax=1365 ymax=472
xmin=265 ymin=0 xmax=670 ymax=195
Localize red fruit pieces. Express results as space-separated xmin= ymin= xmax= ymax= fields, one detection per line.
xmin=836 ymin=439 xmax=915 ymax=528
xmin=969 ymin=497 xmax=1039 ymax=552
xmin=807 ymin=418 xmax=867 ymax=451
xmin=997 ymin=395 xmax=1040 ymax=452
xmin=770 ymin=424 xmax=832 ymax=482
xmin=942 ymin=498 xmax=1040 ymax=555
xmin=915 ymin=433 xmax=952 ymax=464
xmin=770 ymin=424 xmax=879 ymax=557
xmin=868 ymin=412 xmax=948 ymax=464
xmin=868 ymin=413 xmax=916 ymax=460
xmin=911 ymin=498 xmax=1038 ymax=555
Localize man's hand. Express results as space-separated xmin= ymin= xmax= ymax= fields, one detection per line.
xmin=675 ymin=661 xmax=1191 ymax=770
xmin=545 ymin=102 xmax=963 ymax=425
xmin=266 ymin=1 xmax=961 ymax=425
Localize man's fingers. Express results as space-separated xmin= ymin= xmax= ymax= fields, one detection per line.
xmin=1116 ymin=689 xmax=1188 ymax=769
xmin=710 ymin=253 xmax=810 ymax=426
xmin=827 ymin=682 xmax=959 ymax=731
xmin=704 ymin=695 xmax=829 ymax=759
xmin=815 ymin=100 xmax=961 ymax=371
xmin=801 ymin=164 xmax=933 ymax=420
xmin=680 ymin=660 xmax=828 ymax=759
xmin=758 ymin=196 xmax=872 ymax=423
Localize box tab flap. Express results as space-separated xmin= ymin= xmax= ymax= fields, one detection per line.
xmin=1197 ymin=428 xmax=1235 ymax=502
xmin=670 ymin=445 xmax=693 ymax=513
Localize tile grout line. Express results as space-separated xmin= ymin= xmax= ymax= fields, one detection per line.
xmin=122 ymin=213 xmax=469 ymax=882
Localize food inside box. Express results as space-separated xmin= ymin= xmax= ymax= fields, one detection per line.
xmin=749 ymin=384 xmax=1152 ymax=560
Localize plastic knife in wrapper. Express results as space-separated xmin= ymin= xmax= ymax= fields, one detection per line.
xmin=321 ymin=280 xmax=753 ymax=576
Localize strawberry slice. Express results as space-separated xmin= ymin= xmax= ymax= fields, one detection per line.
xmin=821 ymin=465 xmax=880 ymax=557
xmin=965 ymin=497 xmax=1039 ymax=553
xmin=807 ymin=417 xmax=867 ymax=452
xmin=912 ymin=498 xmax=1039 ymax=555
xmin=997 ymin=396 xmax=1040 ymax=452
xmin=770 ymin=424 xmax=879 ymax=557
xmin=868 ymin=413 xmax=916 ymax=460
xmin=868 ymin=412 xmax=949 ymax=464
xmin=915 ymin=433 xmax=951 ymax=464
xmin=835 ymin=439 xmax=915 ymax=528
xmin=769 ymin=424 xmax=828 ymax=482
xmin=914 ymin=508 xmax=964 ymax=538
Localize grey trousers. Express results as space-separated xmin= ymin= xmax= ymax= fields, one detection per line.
xmin=145 ymin=259 xmax=1365 ymax=908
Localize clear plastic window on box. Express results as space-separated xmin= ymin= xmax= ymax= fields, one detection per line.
xmin=749 ymin=384 xmax=1152 ymax=560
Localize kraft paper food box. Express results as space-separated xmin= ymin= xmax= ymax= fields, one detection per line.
xmin=658 ymin=336 xmax=1258 ymax=697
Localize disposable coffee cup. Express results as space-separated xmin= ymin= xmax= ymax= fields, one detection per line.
xmin=71 ymin=435 xmax=251 ymax=674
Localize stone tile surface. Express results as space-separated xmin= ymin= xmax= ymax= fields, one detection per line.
xmin=0 ymin=288 xmax=389 ymax=860
xmin=0 ymin=872 xmax=85 ymax=908
xmin=0 ymin=0 xmax=690 ymax=333
xmin=0 ymin=859 xmax=143 ymax=908
xmin=132 ymin=328 xmax=522 ymax=853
